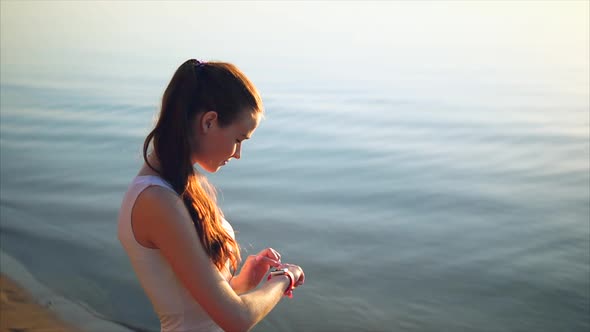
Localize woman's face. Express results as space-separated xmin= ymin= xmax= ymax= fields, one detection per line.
xmin=192 ymin=110 xmax=261 ymax=173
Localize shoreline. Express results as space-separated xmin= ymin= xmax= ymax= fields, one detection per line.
xmin=0 ymin=250 xmax=135 ymax=332
xmin=1 ymin=273 xmax=81 ymax=332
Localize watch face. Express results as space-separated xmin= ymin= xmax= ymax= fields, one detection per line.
xmin=270 ymin=268 xmax=288 ymax=276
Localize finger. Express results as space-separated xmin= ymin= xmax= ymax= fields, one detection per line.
xmin=296 ymin=270 xmax=305 ymax=286
xmin=283 ymin=264 xmax=304 ymax=286
xmin=260 ymin=247 xmax=281 ymax=262
xmin=278 ymin=263 xmax=304 ymax=286
xmin=256 ymin=255 xmax=281 ymax=267
xmin=262 ymin=256 xmax=281 ymax=267
xmin=268 ymin=248 xmax=282 ymax=261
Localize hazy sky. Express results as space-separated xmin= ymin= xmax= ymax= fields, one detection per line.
xmin=1 ymin=1 xmax=589 ymax=84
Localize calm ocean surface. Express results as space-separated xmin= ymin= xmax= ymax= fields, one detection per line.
xmin=1 ymin=60 xmax=588 ymax=332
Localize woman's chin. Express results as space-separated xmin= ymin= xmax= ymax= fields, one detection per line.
xmin=202 ymin=166 xmax=220 ymax=173
xmin=193 ymin=161 xmax=220 ymax=173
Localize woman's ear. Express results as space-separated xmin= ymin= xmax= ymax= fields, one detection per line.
xmin=200 ymin=111 xmax=218 ymax=133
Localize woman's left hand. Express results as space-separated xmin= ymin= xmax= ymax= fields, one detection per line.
xmin=233 ymin=248 xmax=282 ymax=292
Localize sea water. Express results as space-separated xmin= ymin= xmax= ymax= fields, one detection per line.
xmin=1 ymin=58 xmax=588 ymax=332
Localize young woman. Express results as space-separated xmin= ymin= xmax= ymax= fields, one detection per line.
xmin=118 ymin=59 xmax=305 ymax=332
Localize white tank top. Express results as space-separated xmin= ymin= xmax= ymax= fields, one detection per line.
xmin=117 ymin=175 xmax=234 ymax=332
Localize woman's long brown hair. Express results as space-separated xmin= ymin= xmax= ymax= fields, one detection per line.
xmin=142 ymin=59 xmax=263 ymax=273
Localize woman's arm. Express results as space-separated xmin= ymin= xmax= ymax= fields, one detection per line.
xmin=230 ymin=268 xmax=253 ymax=295
xmin=133 ymin=186 xmax=301 ymax=332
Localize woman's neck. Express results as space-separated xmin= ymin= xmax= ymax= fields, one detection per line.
xmin=138 ymin=152 xmax=163 ymax=176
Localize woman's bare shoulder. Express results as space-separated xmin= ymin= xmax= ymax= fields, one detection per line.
xmin=132 ymin=185 xmax=193 ymax=244
xmin=137 ymin=184 xmax=180 ymax=202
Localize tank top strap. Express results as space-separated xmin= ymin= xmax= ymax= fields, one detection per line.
xmin=118 ymin=175 xmax=177 ymax=256
xmin=133 ymin=175 xmax=177 ymax=194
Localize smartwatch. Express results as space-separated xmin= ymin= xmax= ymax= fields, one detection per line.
xmin=267 ymin=268 xmax=295 ymax=298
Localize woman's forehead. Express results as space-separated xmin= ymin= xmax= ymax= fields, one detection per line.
xmin=236 ymin=111 xmax=261 ymax=132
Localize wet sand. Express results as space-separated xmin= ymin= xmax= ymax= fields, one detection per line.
xmin=0 ymin=274 xmax=80 ymax=332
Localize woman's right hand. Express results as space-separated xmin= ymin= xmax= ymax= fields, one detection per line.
xmin=278 ymin=263 xmax=305 ymax=287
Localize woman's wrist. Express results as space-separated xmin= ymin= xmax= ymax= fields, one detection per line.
xmin=266 ymin=269 xmax=295 ymax=298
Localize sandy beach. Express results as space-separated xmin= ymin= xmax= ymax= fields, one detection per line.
xmin=0 ymin=274 xmax=80 ymax=332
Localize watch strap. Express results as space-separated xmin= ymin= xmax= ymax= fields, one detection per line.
xmin=267 ymin=268 xmax=295 ymax=298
